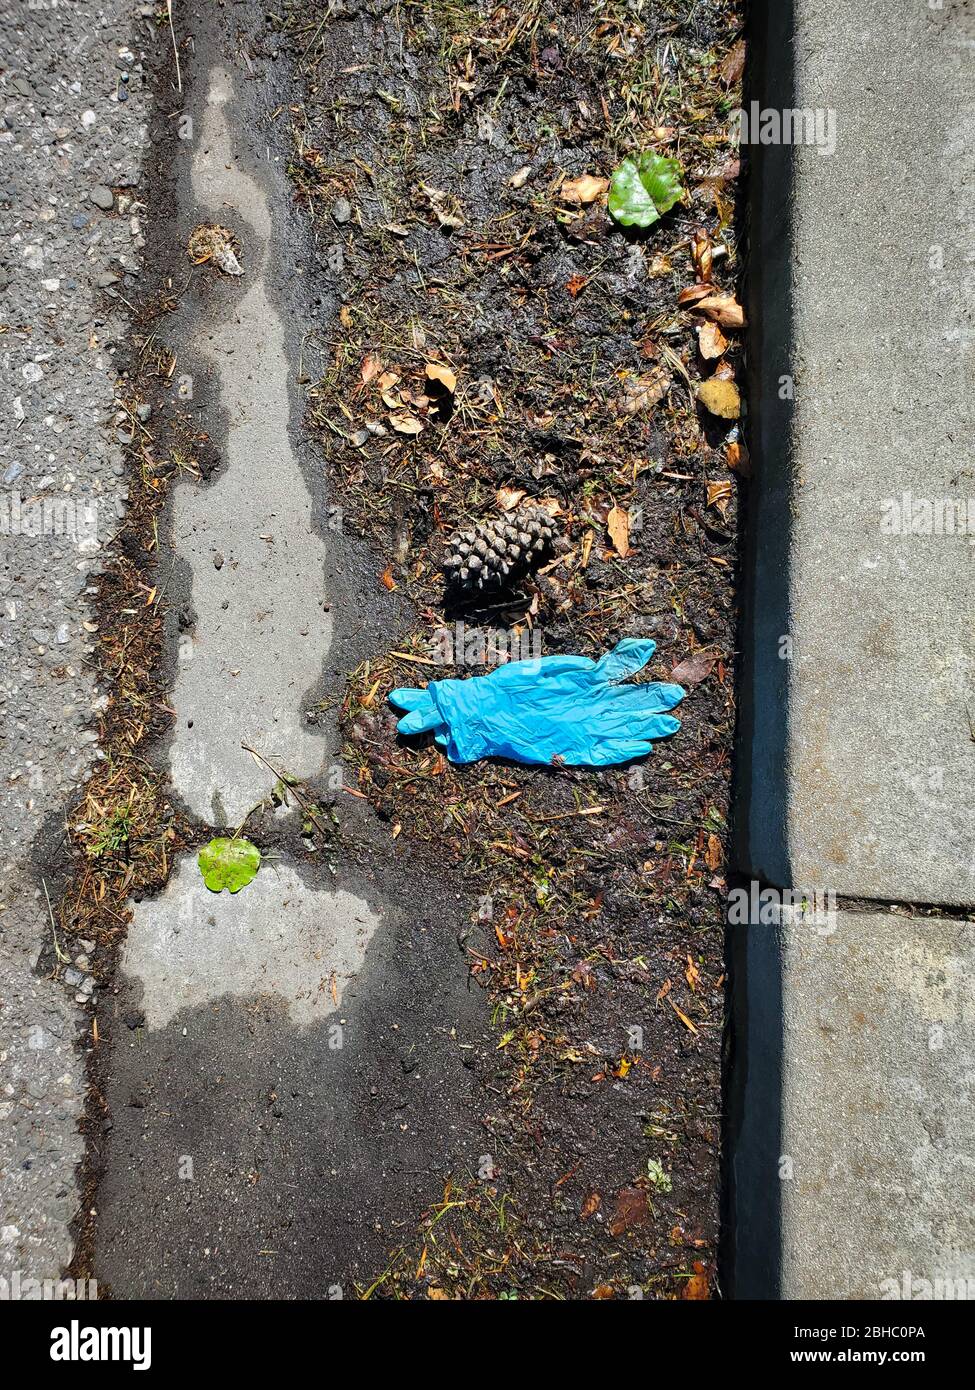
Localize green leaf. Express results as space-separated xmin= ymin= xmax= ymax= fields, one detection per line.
xmin=198 ymin=836 xmax=261 ymax=894
xmin=608 ymin=152 xmax=684 ymax=229
xmin=646 ymin=1157 xmax=673 ymax=1193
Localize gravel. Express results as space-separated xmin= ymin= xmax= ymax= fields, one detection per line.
xmin=0 ymin=0 xmax=152 ymax=1287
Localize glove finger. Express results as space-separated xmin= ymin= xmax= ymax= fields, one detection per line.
xmin=397 ymin=705 xmax=445 ymax=736
xmin=388 ymin=686 xmax=430 ymax=712
xmin=633 ymin=680 xmax=685 ymax=712
xmin=604 ymin=681 xmax=686 ymax=714
xmin=629 ymin=713 xmax=682 ymax=740
xmin=390 ymin=686 xmax=444 ymax=736
xmin=594 ymin=638 xmax=656 ymax=683
xmin=591 ymin=739 xmax=654 ymax=766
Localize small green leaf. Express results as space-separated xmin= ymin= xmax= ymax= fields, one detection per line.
xmin=646 ymin=1157 xmax=673 ymax=1193
xmin=198 ymin=836 xmax=261 ymax=894
xmin=608 ymin=151 xmax=684 ymax=229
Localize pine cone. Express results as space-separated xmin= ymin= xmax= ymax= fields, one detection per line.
xmin=443 ymin=505 xmax=557 ymax=595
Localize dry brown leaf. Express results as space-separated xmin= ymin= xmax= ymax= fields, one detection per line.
xmin=607 ymin=504 xmax=631 ymax=558
xmin=360 ymin=354 xmax=382 ymax=386
xmin=669 ymin=997 xmax=698 ymax=1034
xmin=420 ymin=183 xmax=464 ymax=229
xmin=561 ymin=173 xmax=609 ymax=204
xmin=390 ymin=413 xmax=424 ymax=435
xmin=677 ymin=282 xmax=713 ymax=308
xmin=697 ymin=377 xmax=740 ymax=419
xmin=671 ymin=652 xmax=716 ymax=685
xmin=706 ymin=478 xmax=728 ymax=522
xmin=425 ymin=362 xmax=457 ymax=393
xmin=581 ymin=1191 xmax=601 ymax=1220
xmin=695 ymin=293 xmax=746 ymax=328
xmin=697 ymin=321 xmax=728 ymax=360
xmin=496 ymin=486 xmax=526 ymax=511
xmin=608 ymin=1188 xmax=650 ymax=1237
xmin=683 ymin=1273 xmax=710 ymax=1300
xmin=187 ymin=223 xmax=242 ymax=276
xmin=686 ymin=953 xmax=702 ymax=991
xmin=720 ymin=39 xmax=747 ymax=86
xmin=621 ymin=367 xmax=669 ymax=414
xmin=690 ymin=226 xmax=713 ymax=282
xmin=725 ymin=440 xmax=752 ymax=476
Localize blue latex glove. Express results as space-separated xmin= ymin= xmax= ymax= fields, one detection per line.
xmin=389 ymin=638 xmax=684 ymax=766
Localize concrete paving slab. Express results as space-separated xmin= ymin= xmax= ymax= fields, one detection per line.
xmin=729 ymin=907 xmax=975 ymax=1299
xmin=736 ymin=0 xmax=975 ymax=906
xmin=169 ymin=65 xmax=332 ymax=825
xmin=122 ymin=855 xmax=380 ymax=1030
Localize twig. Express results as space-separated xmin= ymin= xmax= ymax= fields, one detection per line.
xmin=167 ymin=0 xmax=182 ymax=94
xmin=240 ymin=743 xmax=332 ymax=841
xmin=42 ymin=877 xmax=71 ymax=965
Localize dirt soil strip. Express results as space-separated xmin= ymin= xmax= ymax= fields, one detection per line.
xmin=279 ymin=0 xmax=743 ymax=1298
xmin=55 ymin=0 xmax=743 ymax=1301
